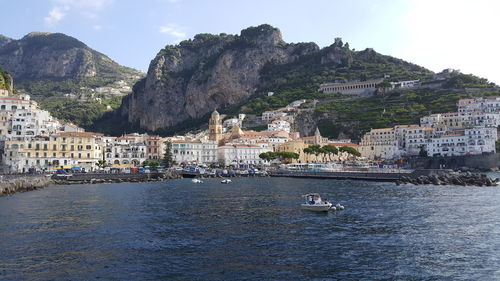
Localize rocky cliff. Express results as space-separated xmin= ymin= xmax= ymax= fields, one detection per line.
xmin=0 ymin=32 xmax=140 ymax=80
xmin=120 ymin=25 xmax=320 ymax=131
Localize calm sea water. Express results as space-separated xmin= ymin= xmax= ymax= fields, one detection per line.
xmin=1 ymin=176 xmax=500 ymax=280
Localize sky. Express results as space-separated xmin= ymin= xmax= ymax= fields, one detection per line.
xmin=1 ymin=0 xmax=499 ymax=84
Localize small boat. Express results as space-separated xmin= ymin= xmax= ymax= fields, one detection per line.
xmin=221 ymin=179 xmax=232 ymax=184
xmin=301 ymin=193 xmax=333 ymax=212
xmin=192 ymin=178 xmax=203 ymax=183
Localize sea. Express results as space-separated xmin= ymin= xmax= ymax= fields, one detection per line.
xmin=1 ymin=174 xmax=499 ymax=280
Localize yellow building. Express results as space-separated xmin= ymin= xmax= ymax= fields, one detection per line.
xmin=2 ymin=131 xmax=104 ymax=172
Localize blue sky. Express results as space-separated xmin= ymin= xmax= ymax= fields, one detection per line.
xmin=1 ymin=0 xmax=499 ymax=84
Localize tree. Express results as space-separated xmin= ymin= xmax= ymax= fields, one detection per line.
xmin=150 ymin=161 xmax=160 ymax=169
xmin=163 ymin=141 xmax=175 ymax=167
xmin=322 ymin=145 xmax=338 ymax=162
xmin=277 ymin=152 xmax=299 ymax=164
xmin=339 ymin=146 xmax=361 ymax=157
xmin=96 ymin=159 xmax=107 ymax=169
xmin=259 ymin=152 xmax=274 ymax=162
xmin=419 ymin=146 xmax=428 ymax=157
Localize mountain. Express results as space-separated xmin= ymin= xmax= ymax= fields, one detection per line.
xmin=0 ymin=35 xmax=12 ymax=48
xmin=0 ymin=32 xmax=144 ymax=127
xmin=118 ymin=25 xmax=319 ymax=132
xmin=102 ymin=24 xmax=435 ymax=135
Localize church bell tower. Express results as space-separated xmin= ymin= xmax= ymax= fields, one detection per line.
xmin=208 ymin=110 xmax=223 ymax=142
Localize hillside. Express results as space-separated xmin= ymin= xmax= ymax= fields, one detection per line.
xmin=0 ymin=32 xmax=144 ymax=127
xmin=95 ymin=25 xmax=500 ymax=137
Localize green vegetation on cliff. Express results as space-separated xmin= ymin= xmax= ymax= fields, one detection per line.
xmin=0 ymin=65 xmax=12 ymax=91
xmin=238 ymin=43 xmax=432 ymax=115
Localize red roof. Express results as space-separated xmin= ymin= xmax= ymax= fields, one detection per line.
xmin=328 ymin=142 xmax=359 ymax=147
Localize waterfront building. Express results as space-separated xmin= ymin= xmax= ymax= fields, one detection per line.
xmin=3 ymin=136 xmax=75 ymax=173
xmin=217 ymin=143 xmax=271 ymax=166
xmin=464 ymin=127 xmax=497 ymax=155
xmin=427 ymin=134 xmax=467 ymax=157
xmin=106 ymin=141 xmax=146 ymax=167
xmin=2 ymin=132 xmax=104 ymax=172
xmin=146 ymin=135 xmax=163 ymax=161
xmin=172 ymin=140 xmax=218 ymax=165
xmin=359 ymin=127 xmax=400 ymax=160
xmin=318 ymin=78 xmax=383 ymax=96
xmin=404 ymin=126 xmax=435 ymax=156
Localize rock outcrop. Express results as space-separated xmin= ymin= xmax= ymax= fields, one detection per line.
xmin=120 ymin=24 xmax=320 ymax=132
xmin=397 ymin=172 xmax=499 ymax=187
xmin=0 ymin=176 xmax=54 ymax=196
xmin=0 ymin=32 xmax=140 ymax=80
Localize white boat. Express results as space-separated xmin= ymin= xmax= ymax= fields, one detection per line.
xmin=192 ymin=178 xmax=203 ymax=183
xmin=301 ymin=193 xmax=333 ymax=212
xmin=221 ymin=179 xmax=232 ymax=184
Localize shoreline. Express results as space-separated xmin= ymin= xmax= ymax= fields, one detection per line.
xmin=2 ymin=170 xmax=499 ymax=197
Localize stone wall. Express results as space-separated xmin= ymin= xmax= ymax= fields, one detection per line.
xmin=406 ymin=153 xmax=500 ymax=171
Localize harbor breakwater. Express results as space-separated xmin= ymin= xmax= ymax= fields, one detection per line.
xmin=1 ymin=171 xmax=183 ymax=196
xmin=0 ymin=176 xmax=54 ymax=196
xmin=270 ymin=169 xmax=499 ymax=187
xmin=52 ymin=171 xmax=182 ymax=185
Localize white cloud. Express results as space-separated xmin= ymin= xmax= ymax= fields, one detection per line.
xmin=44 ymin=6 xmax=69 ymax=26
xmin=51 ymin=0 xmax=113 ymax=10
xmin=159 ymin=24 xmax=187 ymax=41
xmin=92 ymin=25 xmax=102 ymax=30
xmin=43 ymin=0 xmax=113 ymax=27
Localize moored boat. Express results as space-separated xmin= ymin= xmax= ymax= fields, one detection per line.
xmin=301 ymin=193 xmax=332 ymax=212
xmin=221 ymin=179 xmax=232 ymax=184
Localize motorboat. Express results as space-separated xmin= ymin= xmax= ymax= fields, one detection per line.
xmin=221 ymin=179 xmax=232 ymax=184
xmin=301 ymin=193 xmax=333 ymax=212
xmin=192 ymin=178 xmax=203 ymax=183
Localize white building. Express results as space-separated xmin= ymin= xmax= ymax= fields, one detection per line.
xmin=217 ymin=143 xmax=272 ymax=166
xmin=458 ymin=97 xmax=500 ymax=114
xmin=106 ymin=140 xmax=147 ymax=167
xmin=427 ymin=134 xmax=467 ymax=157
xmin=8 ymin=109 xmax=60 ymax=140
xmin=390 ymin=80 xmax=420 ymax=89
xmin=223 ymin=118 xmax=242 ymax=129
xmin=267 ymin=120 xmax=291 ymax=133
xmin=359 ymin=127 xmax=401 ymax=160
xmin=172 ymin=140 xmax=218 ymax=165
xmin=464 ymin=127 xmax=497 ymax=155
xmin=404 ymin=126 xmax=434 ymax=156
xmin=427 ymin=127 xmax=496 ymax=157
xmin=262 ymin=111 xmax=287 ymax=122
